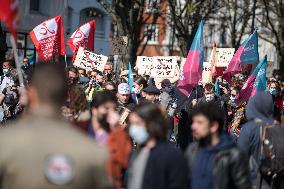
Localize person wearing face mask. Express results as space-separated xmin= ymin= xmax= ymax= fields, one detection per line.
xmin=268 ymin=81 xmax=283 ymax=122
xmin=127 ymin=102 xmax=188 ymax=189
xmin=193 ymin=83 xmax=225 ymax=109
xmin=0 ymin=61 xmax=14 ymax=93
xmin=90 ymin=91 xmax=132 ymax=189
xmin=21 ymin=58 xmax=32 ymax=83
xmin=133 ymin=76 xmax=148 ymax=99
xmin=67 ymin=67 xmax=79 ymax=86
xmin=227 ymin=86 xmax=247 ymax=140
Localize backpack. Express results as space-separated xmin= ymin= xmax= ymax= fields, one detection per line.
xmin=259 ymin=121 xmax=284 ymax=187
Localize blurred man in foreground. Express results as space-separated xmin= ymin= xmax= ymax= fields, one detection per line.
xmin=186 ymin=101 xmax=251 ymax=189
xmin=0 ymin=63 xmax=112 ymax=189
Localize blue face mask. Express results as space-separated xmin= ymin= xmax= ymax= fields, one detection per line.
xmin=269 ymin=88 xmax=278 ymax=95
xmin=129 ymin=124 xmax=149 ymax=144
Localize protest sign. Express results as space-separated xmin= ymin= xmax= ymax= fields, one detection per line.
xmin=215 ymin=48 xmax=235 ymax=67
xmin=73 ymin=47 xmax=108 ymax=72
xmin=151 ymin=56 xmax=177 ymax=78
xmin=202 ymin=61 xmax=212 ymax=83
xmin=110 ymin=36 xmax=128 ymax=55
xmin=136 ymin=56 xmax=153 ymax=75
xmin=154 ymin=65 xmax=180 ymax=89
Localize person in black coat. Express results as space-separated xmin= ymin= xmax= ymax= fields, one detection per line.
xmin=127 ymin=102 xmax=188 ymax=189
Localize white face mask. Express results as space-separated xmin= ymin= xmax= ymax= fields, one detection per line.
xmin=205 ymin=94 xmax=214 ymax=101
xmin=129 ymin=124 xmax=149 ymax=144
xmin=133 ymin=87 xmax=140 ymax=94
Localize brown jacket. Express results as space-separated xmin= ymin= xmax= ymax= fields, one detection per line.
xmin=0 ymin=112 xmax=113 ymax=189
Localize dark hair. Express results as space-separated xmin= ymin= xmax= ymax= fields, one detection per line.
xmin=133 ymin=102 xmax=168 ymax=142
xmin=134 ymin=76 xmax=148 ymax=89
xmin=204 ymin=83 xmax=214 ymax=91
xmin=67 ymin=67 xmax=78 ymax=75
xmin=67 ymin=85 xmax=88 ymax=113
xmin=231 ymin=86 xmax=241 ymax=93
xmin=91 ymin=90 xmax=117 ymax=108
xmin=31 ymin=62 xmax=68 ymax=107
xmin=191 ymin=101 xmax=225 ymax=135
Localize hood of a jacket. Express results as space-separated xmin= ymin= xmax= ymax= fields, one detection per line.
xmin=246 ymin=91 xmax=274 ymax=122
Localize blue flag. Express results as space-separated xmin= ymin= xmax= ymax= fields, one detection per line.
xmin=128 ymin=62 xmax=134 ymax=93
xmin=215 ymin=79 xmax=220 ymax=97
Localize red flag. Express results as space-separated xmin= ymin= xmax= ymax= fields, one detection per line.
xmin=0 ymin=0 xmax=19 ymax=38
xmin=67 ymin=20 xmax=96 ymax=53
xmin=30 ymin=16 xmax=65 ymax=61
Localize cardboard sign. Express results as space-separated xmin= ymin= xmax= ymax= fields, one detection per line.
xmin=202 ymin=61 xmax=212 ymax=83
xmin=73 ymin=47 xmax=108 ymax=72
xmin=136 ymin=56 xmax=153 ymax=75
xmin=151 ymin=56 xmax=177 ymax=78
xmin=154 ymin=65 xmax=180 ymax=89
xmin=110 ymin=36 xmax=128 ymax=55
xmin=215 ymin=48 xmax=235 ymax=67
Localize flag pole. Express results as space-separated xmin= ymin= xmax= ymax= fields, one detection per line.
xmin=9 ymin=35 xmax=25 ymax=88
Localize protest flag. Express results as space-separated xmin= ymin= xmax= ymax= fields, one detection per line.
xmin=223 ymin=31 xmax=259 ymax=84
xmin=30 ymin=16 xmax=65 ymax=61
xmin=0 ymin=0 xmax=25 ymax=87
xmin=215 ymin=79 xmax=220 ymax=97
xmin=128 ymin=62 xmax=138 ymax=104
xmin=0 ymin=0 xmax=19 ymax=39
xmin=236 ymin=55 xmax=267 ymax=104
xmin=178 ymin=21 xmax=204 ymax=97
xmin=67 ymin=20 xmax=96 ymax=53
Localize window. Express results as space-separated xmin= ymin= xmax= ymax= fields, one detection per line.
xmin=144 ymin=24 xmax=159 ymax=44
xmin=30 ymin=0 xmax=40 ymax=12
xmin=79 ymin=8 xmax=104 ymax=38
xmin=146 ymin=0 xmax=160 ymax=12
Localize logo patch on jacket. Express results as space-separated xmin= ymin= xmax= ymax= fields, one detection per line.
xmin=45 ymin=155 xmax=74 ymax=185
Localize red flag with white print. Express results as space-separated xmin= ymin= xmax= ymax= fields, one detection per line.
xmin=67 ymin=20 xmax=96 ymax=53
xmin=29 ymin=16 xmax=65 ymax=61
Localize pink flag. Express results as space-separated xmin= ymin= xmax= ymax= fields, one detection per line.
xmin=178 ymin=21 xmax=204 ymax=97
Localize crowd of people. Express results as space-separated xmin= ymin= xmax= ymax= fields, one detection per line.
xmin=0 ymin=56 xmax=283 ymax=189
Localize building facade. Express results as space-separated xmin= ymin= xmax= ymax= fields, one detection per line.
xmin=2 ymin=0 xmax=111 ymax=63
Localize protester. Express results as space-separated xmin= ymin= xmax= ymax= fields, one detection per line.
xmin=116 ymin=83 xmax=135 ymax=111
xmin=78 ymin=68 xmax=89 ymax=88
xmin=21 ymin=57 xmax=32 ymax=83
xmin=186 ymin=101 xmax=251 ymax=189
xmin=238 ymin=91 xmax=277 ymax=188
xmin=133 ymin=76 xmax=148 ymax=98
xmin=0 ymin=61 xmax=14 ymax=92
xmin=142 ymin=84 xmax=160 ymax=103
xmin=103 ymin=62 xmax=115 ymax=81
xmin=90 ymin=91 xmax=132 ymax=188
xmin=127 ymin=102 xmax=188 ymax=189
xmin=0 ymin=69 xmax=22 ymax=123
xmin=85 ymin=71 xmax=105 ymax=102
xmin=62 ymin=85 xmax=91 ymax=131
xmin=228 ymin=86 xmax=247 ymax=139
xmin=268 ymin=80 xmax=283 ymax=121
xmin=67 ymin=67 xmax=79 ymax=86
xmin=0 ymin=62 xmax=112 ymax=189
xmin=104 ymin=81 xmax=116 ymax=93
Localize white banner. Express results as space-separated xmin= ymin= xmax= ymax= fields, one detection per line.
xmin=202 ymin=61 xmax=212 ymax=83
xmin=136 ymin=56 xmax=153 ymax=75
xmin=74 ymin=47 xmax=108 ymax=72
xmin=216 ymin=48 xmax=235 ymax=67
xmin=151 ymin=56 xmax=177 ymax=78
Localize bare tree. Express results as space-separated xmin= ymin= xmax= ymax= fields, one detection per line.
xmin=257 ymin=0 xmax=284 ymax=72
xmin=218 ymin=0 xmax=255 ymax=48
xmin=98 ymin=0 xmax=161 ymax=68
xmin=167 ymin=0 xmax=221 ymax=56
